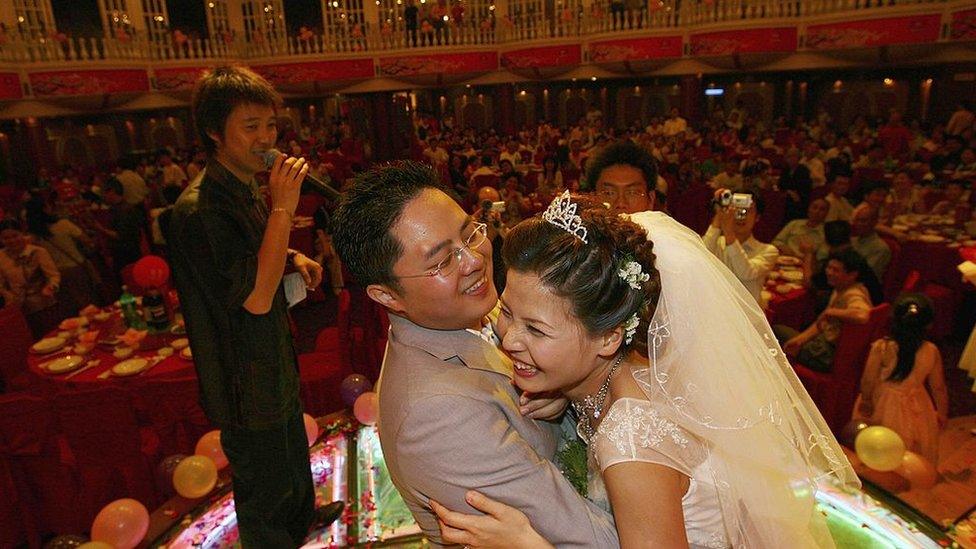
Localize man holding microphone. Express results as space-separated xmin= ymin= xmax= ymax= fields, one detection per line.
xmin=169 ymin=66 xmax=341 ymax=547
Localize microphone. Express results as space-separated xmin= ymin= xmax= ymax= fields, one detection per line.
xmin=261 ymin=149 xmax=342 ymax=201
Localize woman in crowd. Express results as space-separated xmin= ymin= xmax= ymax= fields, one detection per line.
xmin=781 ymin=249 xmax=881 ymax=372
xmin=24 ymin=196 xmax=100 ymax=313
xmin=854 ymin=294 xmax=948 ymax=464
xmin=0 ymin=220 xmax=62 ymax=336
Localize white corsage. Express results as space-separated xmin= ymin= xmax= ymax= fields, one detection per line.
xmin=623 ymin=313 xmax=640 ymax=345
xmin=618 ymin=260 xmax=650 ymax=290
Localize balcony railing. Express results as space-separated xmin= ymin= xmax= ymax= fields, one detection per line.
xmin=0 ymin=0 xmax=951 ymax=65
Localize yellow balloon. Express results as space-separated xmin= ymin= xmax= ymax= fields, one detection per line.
xmin=173 ymin=455 xmax=218 ymax=499
xmin=855 ymin=426 xmax=906 ymax=472
xmin=78 ymin=543 xmax=114 ymax=549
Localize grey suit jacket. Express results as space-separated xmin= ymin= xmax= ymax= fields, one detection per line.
xmin=377 ymin=313 xmax=618 ymax=548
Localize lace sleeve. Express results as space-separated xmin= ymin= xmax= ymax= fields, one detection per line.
xmin=591 ymin=398 xmax=702 ymax=477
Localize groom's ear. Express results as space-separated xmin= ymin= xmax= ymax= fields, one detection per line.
xmin=599 ymin=327 xmax=624 ymax=357
xmin=366 ymin=283 xmax=406 ymax=315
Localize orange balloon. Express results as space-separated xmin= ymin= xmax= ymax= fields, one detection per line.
xmin=896 ymin=451 xmax=938 ymax=490
xmin=303 ymin=413 xmax=319 ymax=447
xmin=173 ymin=455 xmax=218 ymax=499
xmin=90 ymin=498 xmax=149 ymax=549
xmin=194 ymin=430 xmax=228 ymax=469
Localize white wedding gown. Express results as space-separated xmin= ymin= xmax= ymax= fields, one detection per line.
xmin=586 ymin=397 xmax=730 ymax=549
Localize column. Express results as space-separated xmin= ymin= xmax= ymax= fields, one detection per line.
xmin=679 ymin=75 xmax=701 ymax=124
xmin=495 ymin=83 xmax=516 ymax=135
xmin=369 ymin=92 xmax=395 ymax=161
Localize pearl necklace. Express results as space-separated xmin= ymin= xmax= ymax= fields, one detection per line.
xmin=572 ymin=353 xmax=624 ymax=443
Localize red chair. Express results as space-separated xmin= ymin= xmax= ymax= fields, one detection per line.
xmin=300 ymin=290 xmax=355 ymax=415
xmin=880 ymin=236 xmax=903 ymax=302
xmin=792 ymin=303 xmax=891 ymax=433
xmin=133 ymin=377 xmax=212 ymax=459
xmin=900 ymin=270 xmax=958 ymax=343
xmin=53 ymin=387 xmax=158 ymax=523
xmin=471 ymin=174 xmax=500 ymax=189
xmin=0 ymin=393 xmax=85 ymax=546
xmin=0 ymin=305 xmax=35 ymax=391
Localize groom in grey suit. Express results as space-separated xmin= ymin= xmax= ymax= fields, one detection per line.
xmin=333 ymin=162 xmax=617 ymax=547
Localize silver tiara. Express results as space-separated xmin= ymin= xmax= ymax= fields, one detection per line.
xmin=543 ymin=190 xmax=588 ymax=244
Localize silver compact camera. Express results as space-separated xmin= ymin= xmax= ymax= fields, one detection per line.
xmin=715 ymin=190 xmax=754 ymax=220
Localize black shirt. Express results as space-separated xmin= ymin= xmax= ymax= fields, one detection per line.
xmin=168 ymin=159 xmax=300 ymax=429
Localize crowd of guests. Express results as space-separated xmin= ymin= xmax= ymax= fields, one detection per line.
xmin=1 ymin=96 xmax=973 ymax=462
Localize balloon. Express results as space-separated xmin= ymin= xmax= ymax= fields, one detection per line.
xmin=78 ymin=543 xmax=113 ymax=549
xmin=339 ymin=374 xmax=373 ymax=406
xmin=353 ymin=392 xmax=378 ymax=425
xmin=44 ymin=535 xmax=89 ymax=549
xmin=839 ymin=419 xmax=871 ymax=447
xmin=90 ymin=498 xmax=150 ymax=549
xmin=173 ymin=455 xmax=218 ymax=499
xmin=303 ymin=413 xmax=319 ymax=447
xmin=855 ymin=426 xmax=906 ymax=472
xmin=896 ymin=451 xmax=938 ymax=490
xmin=155 ymin=453 xmax=187 ymax=497
xmin=132 ymin=255 xmax=170 ymax=288
xmin=194 ymin=430 xmax=228 ymax=469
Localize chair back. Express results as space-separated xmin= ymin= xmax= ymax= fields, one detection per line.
xmin=53 ymin=386 xmax=157 ymax=516
xmin=134 ymin=376 xmax=212 ymax=458
xmin=0 ymin=393 xmax=84 ymax=543
xmin=880 ymin=236 xmax=903 ymax=301
xmin=823 ymin=303 xmax=892 ymax=430
xmin=754 ymin=189 xmax=787 ymax=243
xmin=0 ymin=305 xmax=34 ymax=390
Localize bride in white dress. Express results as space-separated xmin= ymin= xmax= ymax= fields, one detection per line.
xmin=430 ymin=193 xmax=858 ymax=548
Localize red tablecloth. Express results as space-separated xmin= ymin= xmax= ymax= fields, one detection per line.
xmin=766 ymin=286 xmax=816 ymax=331
xmin=27 ymin=312 xmax=195 ymax=385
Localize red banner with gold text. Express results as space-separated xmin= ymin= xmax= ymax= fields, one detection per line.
xmin=806 ymin=14 xmax=941 ymax=50
xmin=590 ymin=36 xmax=683 ymax=63
xmin=501 ymin=44 xmax=581 ymax=69
xmin=378 ymin=51 xmax=497 ymax=76
xmin=29 ymin=69 xmax=150 ymax=97
xmin=690 ymin=27 xmax=797 ymax=56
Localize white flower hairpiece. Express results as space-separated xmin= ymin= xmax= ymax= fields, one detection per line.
xmin=623 ymin=312 xmax=640 ymax=345
xmin=618 ymin=259 xmax=650 ymax=290
xmin=543 ymin=190 xmax=588 ymax=244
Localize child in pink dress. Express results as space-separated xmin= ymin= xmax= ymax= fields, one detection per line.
xmin=854 ymin=294 xmax=949 ymax=464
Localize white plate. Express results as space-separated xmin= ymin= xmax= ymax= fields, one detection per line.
xmin=780 ymin=270 xmax=804 ymax=282
xmin=917 ymin=235 xmax=946 ymax=243
xmin=58 ymin=316 xmax=89 ymax=330
xmin=170 ymin=338 xmax=189 ymax=350
xmin=32 ymin=337 xmax=66 ymax=354
xmin=93 ymin=312 xmax=112 ymax=322
xmin=43 ymin=355 xmax=84 ymax=374
xmin=180 ymin=347 xmax=193 ymax=360
xmin=776 ymin=256 xmax=801 ymax=266
xmin=112 ymin=358 xmax=149 ymax=376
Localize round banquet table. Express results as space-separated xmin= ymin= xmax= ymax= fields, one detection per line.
xmin=27 ymin=311 xmax=196 ymax=385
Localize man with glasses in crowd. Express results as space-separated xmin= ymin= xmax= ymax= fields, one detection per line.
xmin=332 ymin=161 xmax=618 ymax=548
xmin=586 ymin=140 xmax=660 ymax=215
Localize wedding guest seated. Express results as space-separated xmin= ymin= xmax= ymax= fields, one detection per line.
xmin=0 ymin=220 xmax=62 ymax=336
xmin=887 ymin=169 xmax=924 ymax=216
xmin=853 ymin=294 xmax=949 ymax=464
xmin=0 ymin=247 xmax=24 ymax=308
xmin=930 ymin=179 xmax=971 ymax=215
xmin=850 ymin=203 xmax=892 ymax=281
xmin=704 ymin=189 xmax=779 ymax=303
xmin=952 ymin=147 xmax=976 ymax=180
xmin=708 ymin=159 xmax=744 ymax=191
xmin=804 ymin=220 xmax=853 ymax=294
xmin=773 ymin=198 xmax=827 ymax=258
xmin=824 ymin=173 xmax=854 ymax=222
xmin=779 ymin=249 xmax=880 ymax=372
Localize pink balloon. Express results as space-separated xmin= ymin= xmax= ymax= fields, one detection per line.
xmin=353 ymin=392 xmax=379 ymax=425
xmin=195 ymin=430 xmax=228 ymax=470
xmin=303 ymin=413 xmax=319 ymax=447
xmin=90 ymin=498 xmax=150 ymax=549
xmin=896 ymin=451 xmax=938 ymax=490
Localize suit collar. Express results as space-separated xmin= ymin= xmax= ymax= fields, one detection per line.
xmin=388 ymin=312 xmax=512 ymax=379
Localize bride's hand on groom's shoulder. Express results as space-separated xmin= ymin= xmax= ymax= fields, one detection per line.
xmin=430 ymin=491 xmax=554 ymax=549
xmin=519 ymin=392 xmax=569 ymax=421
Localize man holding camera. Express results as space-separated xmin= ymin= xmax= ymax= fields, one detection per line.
xmin=704 ymin=189 xmax=779 ymax=303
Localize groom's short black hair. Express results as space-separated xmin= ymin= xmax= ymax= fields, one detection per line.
xmin=332 ymin=161 xmax=447 ymax=292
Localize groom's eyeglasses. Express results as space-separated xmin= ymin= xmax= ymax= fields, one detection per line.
xmin=399 ymin=222 xmax=489 ymax=279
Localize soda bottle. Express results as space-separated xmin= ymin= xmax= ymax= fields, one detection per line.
xmin=142 ymin=287 xmax=170 ymax=331
xmin=119 ymin=286 xmax=146 ymax=329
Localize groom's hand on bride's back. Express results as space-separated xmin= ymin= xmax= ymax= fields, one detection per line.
xmin=519 ymin=392 xmax=568 ymax=420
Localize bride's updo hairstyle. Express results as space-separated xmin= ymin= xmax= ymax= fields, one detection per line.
xmin=502 ymin=197 xmax=661 ymax=355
